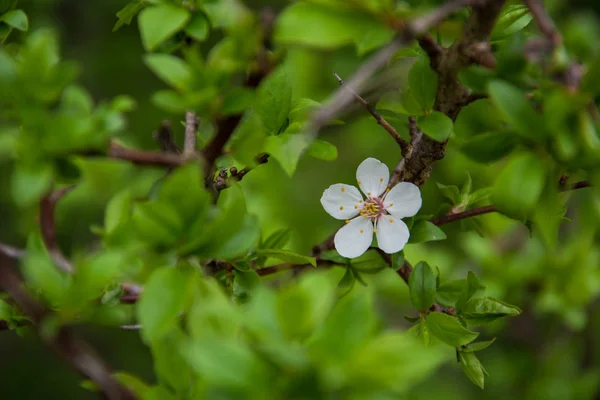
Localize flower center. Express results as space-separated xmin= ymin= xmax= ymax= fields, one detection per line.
xmin=359 ymin=197 xmax=385 ymax=220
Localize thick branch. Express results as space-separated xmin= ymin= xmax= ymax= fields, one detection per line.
xmin=183 ymin=111 xmax=198 ymax=158
xmin=0 ymin=254 xmax=136 ymax=399
xmin=333 ymin=72 xmax=408 ymax=152
xmin=40 ymin=186 xmax=76 ymax=273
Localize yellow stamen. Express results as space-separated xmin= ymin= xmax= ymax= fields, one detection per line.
xmin=340 ymin=206 xmax=344 ymax=210
xmin=389 ymin=218 xmax=394 ymax=223
xmin=373 ymin=229 xmax=378 ymax=233
xmin=389 ymin=203 xmax=394 ymax=207
xmin=357 ymin=180 xmax=361 ymax=184
xmin=380 ymin=178 xmax=384 ymax=182
xmin=354 ymin=205 xmax=358 ymax=209
xmin=341 ymin=187 xmax=345 ymax=192
xmin=367 ymin=192 xmax=371 ymax=196
xmin=360 ymin=229 xmax=364 ymax=233
xmin=345 ymin=220 xmax=349 ymax=224
xmin=385 ymin=188 xmax=390 ymax=192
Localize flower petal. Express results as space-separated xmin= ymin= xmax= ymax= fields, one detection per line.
xmin=320 ymin=184 xmax=363 ymax=220
xmin=334 ymin=217 xmax=373 ymax=258
xmin=384 ymin=182 xmax=422 ymax=218
xmin=376 ymin=216 xmax=409 ymax=254
xmin=356 ymin=158 xmax=390 ymax=198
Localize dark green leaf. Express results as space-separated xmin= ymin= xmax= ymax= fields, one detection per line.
xmin=260 ymin=229 xmax=292 ymax=250
xmin=408 ymin=220 xmax=447 ymax=243
xmin=426 ymin=312 xmax=479 ymax=347
xmin=233 ymin=270 xmax=261 ymax=304
xmin=408 ymin=261 xmax=437 ymax=311
xmin=184 ymin=12 xmax=209 ymax=42
xmin=391 ymin=251 xmax=405 ymax=271
xmin=436 ymin=279 xmax=467 ymax=308
xmin=138 ymin=5 xmax=190 ymax=51
xmin=418 ymin=111 xmax=453 ymax=142
xmin=408 ymin=55 xmax=437 ymax=112
xmin=337 ymin=267 xmax=355 ymax=297
xmin=0 ymin=9 xmax=27 ymax=31
xmin=231 ymin=260 xmax=252 ymax=272
xmin=437 ymin=183 xmax=461 ymax=204
xmin=462 ymin=338 xmax=496 ymax=352
xmin=113 ymin=0 xmax=145 ymax=31
xmin=463 ymin=297 xmax=521 ymax=325
xmin=132 ymin=201 xmax=183 ymax=247
xmin=461 ymin=130 xmax=519 ymax=163
xmin=255 ymin=67 xmax=292 ymax=135
xmin=458 ymin=351 xmax=486 ymax=389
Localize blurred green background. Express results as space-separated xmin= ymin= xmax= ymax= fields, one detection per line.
xmin=2 ymin=0 xmax=600 ymax=398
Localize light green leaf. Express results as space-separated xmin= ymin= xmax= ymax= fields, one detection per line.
xmin=138 ymin=5 xmax=190 ymax=51
xmin=426 ymin=312 xmax=479 ymax=347
xmin=408 ymin=55 xmax=437 ymax=112
xmin=463 ymin=297 xmax=522 ymax=325
xmin=488 ymin=80 xmax=545 ymax=141
xmin=265 ymin=128 xmax=313 ymax=176
xmin=460 ymin=130 xmax=519 ymax=163
xmin=462 ymin=338 xmax=496 ymax=352
xmin=255 ymin=67 xmax=292 ymax=135
xmin=306 ymin=139 xmax=338 ymax=161
xmin=137 ymin=267 xmax=191 ymax=343
xmin=113 ymin=0 xmax=145 ymax=32
xmin=11 ymin=162 xmax=53 ymax=207
xmin=184 ymin=12 xmax=209 ymax=42
xmin=144 ymin=54 xmax=194 ymax=91
xmin=408 ymin=220 xmax=447 ymax=244
xmin=408 ymin=261 xmax=437 ymax=311
xmin=0 ymin=9 xmax=28 ymax=31
xmin=131 ymin=201 xmax=183 ymax=247
xmin=255 ymin=249 xmax=316 ymax=267
xmin=458 ymin=351 xmax=486 ymax=389
xmin=418 ymin=111 xmax=453 ymax=142
xmin=491 ymin=5 xmax=533 ymax=41
xmin=260 ymin=228 xmax=292 ymax=250
xmin=437 ymin=182 xmax=461 ymax=204
xmin=492 ymin=152 xmax=547 ymax=219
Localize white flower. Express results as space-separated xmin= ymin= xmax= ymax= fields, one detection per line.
xmin=320 ymin=158 xmax=422 ymax=258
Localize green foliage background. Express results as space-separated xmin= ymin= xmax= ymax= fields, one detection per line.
xmin=1 ymin=0 xmax=600 ymax=398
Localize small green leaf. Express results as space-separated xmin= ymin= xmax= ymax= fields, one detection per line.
xmin=408 ymin=261 xmax=437 ymax=311
xmin=104 ymin=191 xmax=132 ymax=234
xmin=0 ymin=9 xmax=28 ymax=31
xmin=461 ymin=130 xmax=519 ymax=163
xmin=337 ymin=267 xmax=355 ymax=297
xmin=11 ymin=162 xmax=53 ymax=207
xmin=265 ymin=128 xmax=313 ymax=176
xmin=320 ymin=249 xmax=346 ymax=264
xmin=144 ymin=54 xmax=194 ymax=91
xmin=260 ymin=229 xmax=292 ymax=250
xmin=132 ymin=201 xmax=183 ymax=247
xmin=113 ymin=0 xmax=145 ymax=31
xmin=491 ymin=5 xmax=533 ymax=41
xmin=255 ymin=249 xmax=316 ymax=267
xmin=462 ymin=338 xmax=496 ymax=352
xmin=463 ymin=297 xmax=521 ymax=325
xmin=306 ymin=139 xmax=338 ymax=161
xmin=408 ymin=55 xmax=437 ymax=112
xmin=184 ymin=12 xmax=209 ymax=42
xmin=488 ymin=80 xmax=545 ymax=141
xmin=458 ymin=351 xmax=486 ymax=389
xmin=391 ymin=251 xmax=405 ymax=271
xmin=492 ymin=152 xmax=547 ymax=219
xmin=426 ymin=312 xmax=479 ymax=347
xmin=255 ymin=67 xmax=292 ymax=135
xmin=408 ymin=317 xmax=431 ymax=345
xmin=437 ymin=183 xmax=461 ymax=204
xmin=138 ymin=5 xmax=190 ymax=51
xmin=418 ymin=111 xmax=453 ymax=142
xmin=233 ymin=270 xmax=261 ymax=303
xmin=231 ymin=260 xmax=252 ymax=272
xmin=436 ymin=279 xmax=467 ymax=308
xmin=137 ymin=267 xmax=191 ymax=343
xmin=408 ymin=220 xmax=447 ymax=243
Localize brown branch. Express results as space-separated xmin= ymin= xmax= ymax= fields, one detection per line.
xmin=0 ymin=243 xmax=25 ymax=259
xmin=183 ymin=111 xmax=198 ymax=158
xmin=256 ymin=259 xmax=339 ymax=277
xmin=333 ymin=72 xmax=408 ymax=152
xmin=108 ymin=141 xmax=184 ymax=167
xmin=431 ymin=205 xmax=498 ymax=226
xmin=418 ymin=34 xmax=444 ymax=69
xmin=524 ymin=0 xmax=562 ymax=47
xmin=40 ymin=186 xmax=76 ymax=274
xmin=0 ymin=254 xmax=136 ymax=399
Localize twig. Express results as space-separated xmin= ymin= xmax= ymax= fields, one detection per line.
xmin=40 ymin=186 xmax=76 ymax=274
xmin=183 ymin=111 xmax=198 ymax=158
xmin=524 ymin=0 xmax=562 ymax=47
xmin=257 ymin=259 xmax=339 ymax=277
xmin=0 ymin=254 xmax=136 ymax=400
xmin=333 ymin=72 xmax=408 ymax=151
xmin=152 ymin=120 xmax=180 ymax=153
xmin=203 ymin=115 xmax=242 ymax=174
xmin=108 ymin=141 xmax=184 ymax=167
xmin=431 ymin=205 xmax=498 ymax=226
xmin=406 ymin=0 xmax=485 ymax=36
xmin=0 ymin=243 xmax=25 ymax=259
xmin=418 ymin=34 xmax=444 ymax=69
xmin=120 ymin=324 xmax=142 ymax=331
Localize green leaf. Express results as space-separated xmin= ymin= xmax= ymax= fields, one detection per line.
xmin=391 ymin=251 xmax=405 ymax=271
xmin=437 ymin=183 xmax=461 ymax=204
xmin=491 ymin=5 xmax=533 ymax=41
xmin=337 ymin=267 xmax=356 ymax=297
xmin=408 ymin=317 xmax=431 ymax=345
xmin=408 ymin=261 xmax=437 ymax=311
xmin=462 ymin=338 xmax=496 ymax=352
xmin=461 ymin=130 xmax=519 ymax=163
xmin=221 ymin=87 xmax=255 ymax=116
xmin=137 ymin=267 xmax=191 ymax=343
xmin=132 ymin=201 xmax=183 ymax=247
xmin=157 ymin=162 xmax=210 ymax=224
xmin=456 ymin=271 xmax=485 ymax=312
xmin=138 ymin=5 xmax=190 ymax=51
xmin=458 ymin=351 xmax=486 ymax=389
xmin=104 ymin=191 xmax=132 ymax=234
xmin=260 ymin=229 xmax=292 ymax=250
xmin=265 ymin=129 xmax=313 ymax=176
xmin=231 ymin=260 xmax=252 ymax=272
xmin=463 ymin=297 xmax=521 ymax=325
xmin=488 ymin=80 xmax=545 ymax=141
xmin=255 ymin=67 xmax=292 ymax=135
xmin=492 ymin=152 xmax=547 ymax=219
xmin=418 ymin=111 xmax=453 ymax=142
xmin=320 ymin=249 xmax=346 ymax=264
xmin=306 ymin=139 xmax=338 ymax=161
xmin=408 ymin=220 xmax=447 ymax=243
xmin=113 ymin=0 xmax=145 ymax=31
xmin=184 ymin=12 xmax=209 ymax=42
xmin=0 ymin=9 xmax=27 ymax=31
xmin=144 ymin=54 xmax=194 ymax=91
xmin=255 ymin=249 xmax=316 ymax=267
xmin=436 ymin=279 xmax=467 ymax=308
xmin=426 ymin=312 xmax=479 ymax=347
xmin=213 ymin=214 xmax=261 ymax=260
xmin=274 ymin=2 xmax=393 ymax=51
xmin=408 ymin=55 xmax=437 ymax=112
xmin=11 ymin=162 xmax=53 ymax=207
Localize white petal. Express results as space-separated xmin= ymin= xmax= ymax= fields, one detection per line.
xmin=334 ymin=217 xmax=373 ymax=258
xmin=356 ymin=158 xmax=390 ymax=198
xmin=384 ymin=182 xmax=422 ymax=218
xmin=376 ymin=217 xmax=409 ymax=254
xmin=320 ymin=184 xmax=363 ymax=220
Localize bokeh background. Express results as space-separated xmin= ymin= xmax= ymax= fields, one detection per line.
xmin=2 ymin=0 xmax=600 ymax=398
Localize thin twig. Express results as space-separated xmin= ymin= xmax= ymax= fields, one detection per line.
xmin=0 ymin=254 xmax=136 ymax=399
xmin=108 ymin=141 xmax=184 ymax=167
xmin=152 ymin=120 xmax=180 ymax=153
xmin=183 ymin=111 xmax=198 ymax=158
xmin=257 ymin=259 xmax=339 ymax=277
xmin=333 ymin=72 xmax=408 ymax=151
xmin=524 ymin=0 xmax=562 ymax=47
xmin=431 ymin=205 xmax=498 ymax=226
xmin=40 ymin=186 xmax=76 ymax=274
xmin=0 ymin=243 xmax=25 ymax=259
xmin=120 ymin=324 xmax=142 ymax=331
